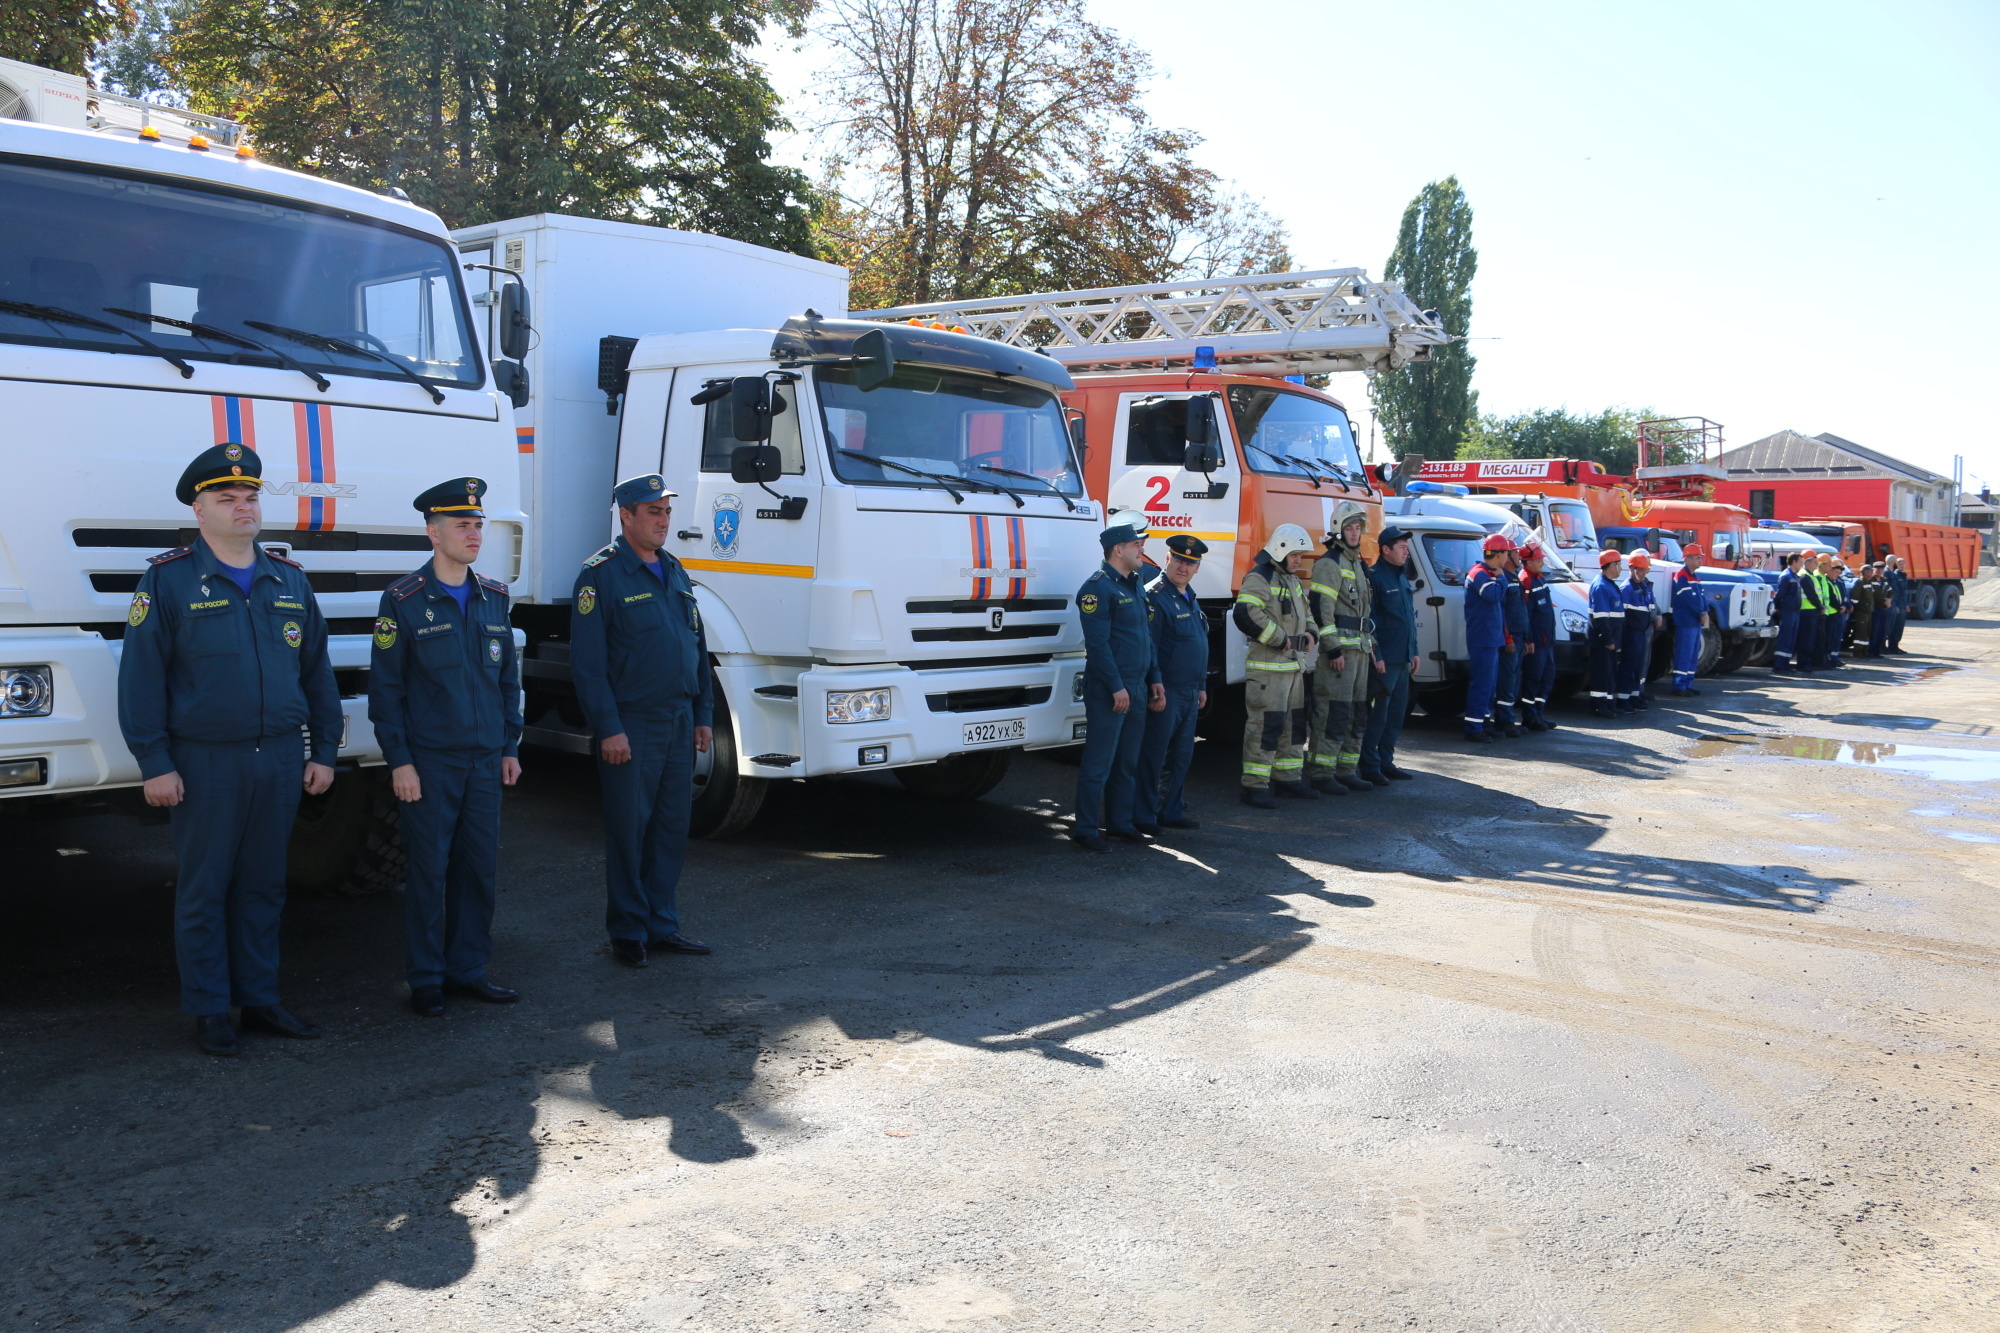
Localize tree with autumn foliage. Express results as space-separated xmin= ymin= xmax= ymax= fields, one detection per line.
xmin=812 ymin=0 xmax=1289 ymax=310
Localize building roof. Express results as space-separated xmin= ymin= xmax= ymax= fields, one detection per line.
xmin=1718 ymin=430 xmax=1953 ymax=486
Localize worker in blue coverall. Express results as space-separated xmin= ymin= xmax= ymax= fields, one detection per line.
xmin=1462 ymin=532 xmax=1515 ymax=742
xmin=1670 ymin=544 xmax=1713 ymax=696
xmin=368 ymin=477 xmax=525 ymax=1018
xmin=1586 ymin=548 xmax=1627 ymax=718
xmin=571 ymin=475 xmax=716 ymax=969
xmin=1490 ymin=542 xmax=1529 ymax=737
xmin=1072 ymin=512 xmax=1164 ymax=851
xmin=1516 ymin=540 xmax=1559 ymax=732
xmin=1617 ymin=549 xmax=1662 ymax=712
xmin=117 ymin=443 xmax=340 ymax=1058
xmin=1358 ymin=526 xmax=1420 ymax=780
xmin=1133 ymin=534 xmax=1209 ymax=834
xmin=1771 ymin=550 xmax=1806 ymax=672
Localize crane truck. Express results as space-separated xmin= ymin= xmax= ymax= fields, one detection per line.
xmin=0 ymin=59 xmax=526 ymax=891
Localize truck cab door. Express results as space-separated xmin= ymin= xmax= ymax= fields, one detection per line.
xmin=1105 ymin=391 xmax=1239 ymax=600
xmin=1407 ymin=534 xmax=1455 ymax=685
xmin=647 ymin=363 xmax=821 ymax=658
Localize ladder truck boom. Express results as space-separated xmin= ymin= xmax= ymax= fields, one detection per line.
xmin=856 ymin=268 xmax=1453 ymax=376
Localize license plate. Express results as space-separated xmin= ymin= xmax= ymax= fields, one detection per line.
xmin=963 ymin=718 xmax=1026 ymax=747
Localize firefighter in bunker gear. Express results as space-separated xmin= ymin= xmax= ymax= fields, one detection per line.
xmin=1307 ymin=500 xmax=1374 ymax=793
xmin=1234 ymin=524 xmax=1317 ymax=809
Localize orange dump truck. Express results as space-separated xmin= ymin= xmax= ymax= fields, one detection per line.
xmin=1803 ymin=518 xmax=1979 ymax=618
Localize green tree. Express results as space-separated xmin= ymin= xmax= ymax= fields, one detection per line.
xmin=1459 ymin=406 xmax=1663 ymax=476
xmin=165 ymin=0 xmax=818 ymax=251
xmin=1 ymin=1 xmax=135 ymax=77
xmin=1370 ymin=176 xmax=1477 ymax=459
xmin=93 ymin=0 xmax=178 ymax=100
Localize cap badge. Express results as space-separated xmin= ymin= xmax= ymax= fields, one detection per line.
xmin=230 ymin=466 xmax=243 ymax=476
xmin=224 ymin=444 xmax=243 ymax=461
xmin=466 ymin=479 xmax=479 ymax=493
xmin=649 ymin=476 xmax=661 ymax=489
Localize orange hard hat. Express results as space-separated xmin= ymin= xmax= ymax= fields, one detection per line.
xmin=1627 ymin=549 xmax=1652 ymax=566
xmin=1598 ymin=548 xmax=1623 ymax=567
xmin=1683 ymin=544 xmax=1707 ymax=559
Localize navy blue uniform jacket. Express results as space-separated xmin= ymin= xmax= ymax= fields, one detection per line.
xmin=368 ymin=563 xmax=523 ymax=768
xmin=1502 ymin=571 xmax=1530 ymax=643
xmin=1144 ymin=574 xmax=1207 ymax=689
xmin=1078 ymin=562 xmax=1160 ymax=692
xmin=118 ymin=538 xmax=340 ymax=780
xmin=1587 ymin=576 xmax=1626 ymax=647
xmin=571 ymin=536 xmax=713 ymax=737
xmin=1367 ymin=558 xmax=1416 ymax=663
xmin=1670 ymin=567 xmax=1708 ymax=628
xmin=1464 ymin=563 xmax=1507 ymax=649
xmin=1774 ymin=570 xmax=1803 ymax=614
xmin=1521 ymin=570 xmax=1556 ymax=645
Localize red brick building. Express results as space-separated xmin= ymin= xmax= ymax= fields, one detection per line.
xmin=1711 ymin=430 xmax=1960 ymax=523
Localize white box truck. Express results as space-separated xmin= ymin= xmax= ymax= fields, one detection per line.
xmin=451 ymin=215 xmax=1099 ymax=837
xmin=0 ymin=66 xmax=525 ymax=891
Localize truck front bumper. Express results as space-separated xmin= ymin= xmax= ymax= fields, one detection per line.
xmin=784 ymin=656 xmax=1088 ymax=779
xmin=0 ymin=628 xmax=382 ymax=801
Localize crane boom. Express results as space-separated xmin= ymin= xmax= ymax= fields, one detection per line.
xmin=855 ymin=268 xmax=1452 ymax=376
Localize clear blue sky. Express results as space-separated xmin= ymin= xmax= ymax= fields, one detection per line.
xmin=762 ymin=0 xmax=2000 ymax=490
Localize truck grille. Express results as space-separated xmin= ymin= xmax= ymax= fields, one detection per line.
xmin=925 ymin=685 xmax=1053 ymax=713
xmin=906 ymin=596 xmax=1068 ymax=614
xmin=910 ymin=623 xmax=1060 ymax=643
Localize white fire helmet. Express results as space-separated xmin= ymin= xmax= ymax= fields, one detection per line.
xmin=1108 ymin=509 xmax=1150 ymax=540
xmin=1264 ymin=523 xmax=1314 ymax=564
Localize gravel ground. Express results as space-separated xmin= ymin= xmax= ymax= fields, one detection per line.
xmin=3 ymin=609 xmax=1996 ymax=1332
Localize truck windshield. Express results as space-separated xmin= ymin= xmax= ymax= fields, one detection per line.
xmin=819 ymin=364 xmax=1081 ymax=495
xmin=1549 ymin=501 xmax=1596 ymax=551
xmin=0 ymin=157 xmax=480 ymax=389
xmin=1422 ymin=534 xmax=1482 ymax=587
xmin=1226 ymin=385 xmax=1362 ymax=480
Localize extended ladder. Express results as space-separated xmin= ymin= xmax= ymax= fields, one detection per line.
xmin=855 ymin=268 xmax=1452 ymax=376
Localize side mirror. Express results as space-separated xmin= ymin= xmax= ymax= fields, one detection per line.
xmin=854 ymin=327 xmax=896 ymax=392
xmin=1184 ymin=394 xmax=1215 ymax=445
xmin=729 ymin=376 xmax=773 ymax=442
xmin=498 ymin=283 xmax=531 ymax=361
xmin=491 ymin=358 xmax=530 ymax=409
xmin=730 ymin=444 xmax=782 ymax=485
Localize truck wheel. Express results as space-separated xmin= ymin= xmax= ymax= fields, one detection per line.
xmin=1696 ymin=626 xmax=1723 ymax=675
xmin=1746 ymin=636 xmax=1776 ymax=668
xmin=1939 ymin=583 xmax=1962 ymax=619
xmin=1913 ymin=582 xmax=1939 ymax=620
xmin=895 ymin=749 xmax=1013 ymax=801
xmin=288 ymin=767 xmax=405 ymax=897
xmin=1715 ymin=638 xmax=1756 ymax=674
xmin=690 ymin=685 xmax=766 ymax=840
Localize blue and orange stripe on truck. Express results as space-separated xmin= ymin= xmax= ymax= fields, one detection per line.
xmin=210 ymin=394 xmax=257 ymax=451
xmin=966 ymin=514 xmax=1030 ymax=601
xmin=292 ymin=402 xmax=337 ymax=530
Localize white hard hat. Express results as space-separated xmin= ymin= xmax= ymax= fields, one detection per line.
xmin=1109 ymin=509 xmax=1150 ymax=538
xmin=1265 ymin=523 xmax=1314 ymax=563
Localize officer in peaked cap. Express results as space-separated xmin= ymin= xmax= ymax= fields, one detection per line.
xmin=572 ymin=474 xmax=715 ymax=969
xmin=118 ymin=444 xmax=341 ymax=1057
xmin=1070 ymin=511 xmax=1163 ymax=851
xmin=368 ymin=477 xmax=525 ymax=1018
xmin=1133 ymin=533 xmax=1209 ymax=834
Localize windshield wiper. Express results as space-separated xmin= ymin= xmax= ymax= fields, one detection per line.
xmin=979 ymin=464 xmax=1077 ymax=512
xmin=246 ymin=320 xmax=446 ymax=404
xmin=1243 ymin=441 xmax=1326 ymax=487
xmin=105 ymin=309 xmax=330 ymax=393
xmin=0 ymin=300 xmax=194 ymax=378
xmin=839 ymin=449 xmax=966 ymax=503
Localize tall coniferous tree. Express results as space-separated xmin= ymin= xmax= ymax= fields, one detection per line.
xmin=1371 ymin=176 xmax=1477 ymax=459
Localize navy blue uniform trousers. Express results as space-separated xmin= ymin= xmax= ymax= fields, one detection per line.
xmin=1464 ymin=646 xmax=1499 ymax=735
xmin=1075 ymin=677 xmax=1148 ymax=836
xmin=169 ymin=740 xmax=300 ymax=1016
xmin=400 ymin=747 xmax=501 ymax=989
xmin=1520 ymin=643 xmax=1556 ymax=720
xmin=1494 ymin=646 xmax=1521 ymax=724
xmin=1673 ymin=625 xmax=1703 ymax=689
xmin=600 ymin=707 xmax=694 ymax=942
xmin=1135 ymin=684 xmax=1200 ymax=826
xmin=1773 ymin=609 xmax=1800 ymax=668
xmin=1617 ymin=627 xmax=1652 ymax=699
xmin=1360 ymin=662 xmax=1410 ymax=772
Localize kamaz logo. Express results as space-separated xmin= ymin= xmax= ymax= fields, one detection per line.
xmin=263 ymin=480 xmax=356 ymax=498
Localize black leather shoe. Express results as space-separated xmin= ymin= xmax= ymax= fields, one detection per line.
xmin=1380 ymin=765 xmax=1414 ymax=780
xmin=1465 ymin=730 xmax=1495 ymax=742
xmin=240 ymin=1004 xmax=322 ymax=1039
xmin=610 ymin=938 xmax=649 ymax=968
xmin=1105 ymin=826 xmax=1155 ymax=843
xmin=1672 ymin=687 xmax=1701 ymax=697
xmin=1132 ymin=822 xmax=1163 ymax=836
xmin=1240 ymin=787 xmax=1278 ymax=809
xmin=1310 ymin=776 xmax=1347 ymax=795
xmin=1522 ymin=717 xmax=1550 ymax=732
xmin=650 ymin=932 xmax=713 ymax=955
xmin=1275 ymin=780 xmax=1319 ymax=799
xmin=1338 ymin=773 xmax=1376 ymax=792
xmin=1160 ymin=817 xmax=1202 ymax=829
xmin=1070 ymin=830 xmax=1112 ymax=852
xmin=410 ymin=986 xmax=446 ymax=1017
xmin=443 ymin=979 xmax=520 ymax=1004
xmin=1591 ymin=706 xmax=1617 ymax=719
xmin=1355 ymin=770 xmax=1392 ymax=788
xmin=195 ymin=1014 xmax=238 ymax=1057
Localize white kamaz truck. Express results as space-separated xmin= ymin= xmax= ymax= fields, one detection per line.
xmin=0 ymin=61 xmax=526 ymax=890
xmin=450 ymin=214 xmax=1098 ymax=837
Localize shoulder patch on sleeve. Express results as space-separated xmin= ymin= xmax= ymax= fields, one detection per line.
xmin=1078 ymin=592 xmax=1100 ymax=614
xmin=582 ymin=546 xmax=614 ymax=569
xmin=147 ymin=546 xmax=191 ymax=566
xmin=476 ymin=573 xmax=508 ymax=595
xmin=389 ymin=572 xmax=426 ymax=601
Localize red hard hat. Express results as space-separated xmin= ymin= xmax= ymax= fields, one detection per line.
xmin=1482 ymin=533 xmax=1517 ymax=553
xmin=1598 ymin=548 xmax=1623 ymax=567
xmin=1682 ymin=543 xmax=1706 ymax=559
xmin=1518 ymin=540 xmax=1546 ymax=560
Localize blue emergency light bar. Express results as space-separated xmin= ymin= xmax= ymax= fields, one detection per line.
xmin=1407 ymin=480 xmax=1471 ymax=497
xmin=1756 ymin=519 xmax=1788 ymax=527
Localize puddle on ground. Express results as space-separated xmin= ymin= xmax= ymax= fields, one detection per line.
xmin=1939 ymin=830 xmax=2000 ymax=845
xmin=1784 ymin=811 xmax=1833 ymax=821
xmin=1910 ymin=805 xmax=1955 ymax=817
xmin=1890 ymin=665 xmax=1962 ymax=685
xmin=1690 ymin=734 xmax=2000 ymax=781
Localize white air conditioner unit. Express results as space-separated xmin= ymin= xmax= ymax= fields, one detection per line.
xmin=0 ymin=57 xmax=91 ymax=130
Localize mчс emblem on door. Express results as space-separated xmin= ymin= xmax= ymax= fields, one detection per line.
xmin=711 ymin=494 xmax=741 ymax=558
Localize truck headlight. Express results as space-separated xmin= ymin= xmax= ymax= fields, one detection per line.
xmin=826 ymin=688 xmax=891 ymax=724
xmin=1558 ymin=610 xmax=1588 ymax=635
xmin=1 ymin=666 xmax=53 ymax=717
